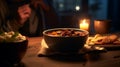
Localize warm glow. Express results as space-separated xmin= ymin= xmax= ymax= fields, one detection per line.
xmin=75 ymin=6 xmax=80 ymax=11
xmin=80 ymin=19 xmax=89 ymax=31
xmin=96 ymin=21 xmax=101 ymax=25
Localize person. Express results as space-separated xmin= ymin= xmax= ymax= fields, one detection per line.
xmin=0 ymin=0 xmax=31 ymax=32
xmin=19 ymin=0 xmax=59 ymax=37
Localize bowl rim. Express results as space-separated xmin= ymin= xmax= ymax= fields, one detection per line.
xmin=43 ymin=28 xmax=89 ymax=37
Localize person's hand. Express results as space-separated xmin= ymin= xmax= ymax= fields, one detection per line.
xmin=18 ymin=4 xmax=31 ymax=24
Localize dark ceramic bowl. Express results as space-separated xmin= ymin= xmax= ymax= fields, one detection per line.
xmin=43 ymin=28 xmax=89 ymax=53
xmin=0 ymin=40 xmax=28 ymax=64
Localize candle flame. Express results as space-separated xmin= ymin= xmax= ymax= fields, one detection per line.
xmin=82 ymin=19 xmax=87 ymax=24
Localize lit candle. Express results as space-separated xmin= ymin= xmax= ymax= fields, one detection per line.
xmin=79 ymin=19 xmax=90 ymax=31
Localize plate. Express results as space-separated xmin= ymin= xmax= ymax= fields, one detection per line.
xmin=38 ymin=39 xmax=107 ymax=57
xmin=87 ymin=33 xmax=120 ymax=50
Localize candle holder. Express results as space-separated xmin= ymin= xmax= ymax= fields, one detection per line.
xmin=94 ymin=20 xmax=111 ymax=34
xmin=79 ymin=19 xmax=90 ymax=32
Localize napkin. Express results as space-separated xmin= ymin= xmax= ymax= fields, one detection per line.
xmin=38 ymin=39 xmax=107 ymax=57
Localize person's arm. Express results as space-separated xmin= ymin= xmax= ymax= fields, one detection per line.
xmin=0 ymin=18 xmax=24 ymax=32
xmin=7 ymin=4 xmax=31 ymax=32
xmin=7 ymin=19 xmax=24 ymax=32
xmin=0 ymin=0 xmax=28 ymax=32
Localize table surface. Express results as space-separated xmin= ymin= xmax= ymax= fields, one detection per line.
xmin=21 ymin=37 xmax=120 ymax=67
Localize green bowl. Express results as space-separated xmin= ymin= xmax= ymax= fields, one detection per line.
xmin=0 ymin=40 xmax=28 ymax=64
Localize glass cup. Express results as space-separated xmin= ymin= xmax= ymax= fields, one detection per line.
xmin=94 ymin=20 xmax=111 ymax=34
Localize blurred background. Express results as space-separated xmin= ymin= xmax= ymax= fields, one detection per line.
xmin=46 ymin=0 xmax=120 ymax=33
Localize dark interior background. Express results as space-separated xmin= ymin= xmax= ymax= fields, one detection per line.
xmin=46 ymin=0 xmax=120 ymax=33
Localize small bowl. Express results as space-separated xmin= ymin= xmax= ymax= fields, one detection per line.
xmin=0 ymin=40 xmax=28 ymax=64
xmin=43 ymin=28 xmax=89 ymax=53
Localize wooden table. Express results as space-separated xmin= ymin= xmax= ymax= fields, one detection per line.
xmin=21 ymin=37 xmax=120 ymax=67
